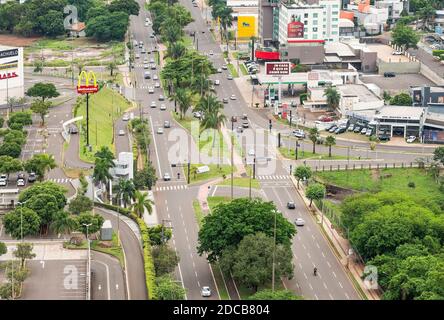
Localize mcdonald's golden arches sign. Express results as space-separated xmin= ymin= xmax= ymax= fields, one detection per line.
xmin=77 ymin=70 xmax=98 ymax=94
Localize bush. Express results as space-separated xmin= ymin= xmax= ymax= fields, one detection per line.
xmin=299 ymin=93 xmax=308 ymax=104
xmin=0 ymin=118 xmax=4 ymax=128
xmin=408 ymin=181 xmax=415 ymax=188
xmin=432 ymin=50 xmax=444 ymax=57
xmin=93 ymin=202 xmax=133 ymax=218
xmin=137 ymin=217 xmax=158 ymax=300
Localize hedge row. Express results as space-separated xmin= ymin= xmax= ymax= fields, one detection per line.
xmin=137 ymin=217 xmax=158 ymax=300
xmin=432 ymin=50 xmax=444 ymax=57
xmin=94 ymin=202 xmax=133 ymax=218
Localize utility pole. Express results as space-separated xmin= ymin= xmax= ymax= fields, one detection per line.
xmin=272 ymin=209 xmax=277 ymax=292
xmin=230 ymin=117 xmax=237 ymax=199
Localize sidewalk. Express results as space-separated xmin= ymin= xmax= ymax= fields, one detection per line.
xmin=289 ymin=175 xmax=380 ymax=300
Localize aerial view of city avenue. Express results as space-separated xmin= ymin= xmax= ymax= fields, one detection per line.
xmin=0 ymin=0 xmax=444 ymax=313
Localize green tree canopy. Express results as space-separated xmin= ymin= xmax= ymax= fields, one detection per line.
xmin=152 ymin=244 xmax=180 ymax=276
xmin=68 ymin=195 xmax=93 ymax=215
xmin=390 ymin=93 xmax=413 ymax=106
xmin=156 ymin=275 xmax=186 ymax=300
xmin=392 ymin=24 xmax=419 ymax=50
xmin=306 ymin=183 xmax=326 ymax=207
xmin=294 ymin=165 xmax=312 ymax=187
xmin=26 ymin=82 xmax=60 ymax=102
xmin=249 ymin=289 xmax=302 ymax=300
xmin=19 ymin=181 xmax=67 ymax=210
xmin=3 ymin=207 xmax=41 ymax=239
xmin=148 ymin=224 xmax=173 ymax=246
xmin=198 ymin=198 xmax=296 ymax=262
xmin=76 ymin=212 xmax=105 ymax=236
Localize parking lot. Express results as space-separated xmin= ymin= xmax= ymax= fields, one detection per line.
xmin=360 ymin=73 xmax=434 ymax=94
xmin=367 ymin=44 xmax=411 ymax=63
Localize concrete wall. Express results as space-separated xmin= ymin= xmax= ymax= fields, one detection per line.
xmin=377 ymin=60 xmax=421 ymax=74
xmin=287 ymin=45 xmax=325 ymax=65
xmin=360 ymin=50 xmax=377 ymax=72
xmin=420 ymin=62 xmax=444 ymax=86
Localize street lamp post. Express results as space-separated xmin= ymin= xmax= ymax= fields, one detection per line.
xmin=82 ymin=223 xmax=92 ymax=300
xmin=230 ymin=116 xmax=237 ymax=199
xmin=271 ymin=209 xmax=277 ymax=292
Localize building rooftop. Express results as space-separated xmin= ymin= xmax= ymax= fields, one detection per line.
xmin=336 ymin=84 xmax=380 ymax=102
xmin=375 ymin=106 xmax=424 ymax=120
xmin=325 ymin=42 xmax=355 ymax=57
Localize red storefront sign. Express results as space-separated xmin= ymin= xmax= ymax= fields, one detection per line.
xmin=265 ymin=62 xmax=291 ymax=76
xmin=288 ymin=21 xmax=304 ymax=38
xmin=255 ymin=50 xmax=280 ymax=60
xmin=0 ymin=72 xmax=18 ymax=80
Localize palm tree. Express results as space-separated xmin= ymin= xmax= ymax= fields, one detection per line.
xmin=195 ymin=94 xmax=223 ymax=117
xmin=323 ymin=86 xmax=341 ymax=112
xmin=131 ymin=190 xmax=154 ymax=218
xmin=92 ymin=157 xmax=114 ymax=200
xmin=308 ymin=127 xmax=320 ymax=154
xmin=165 ymin=42 xmax=186 ymax=60
xmin=51 ymin=211 xmax=78 ymax=239
xmin=95 ymin=146 xmax=115 ymax=167
xmin=31 ymin=154 xmax=56 ymax=181
xmin=219 ymin=6 xmax=233 ymax=49
xmin=116 ymin=178 xmax=136 ymax=208
xmin=170 ymin=88 xmax=192 ymax=119
xmin=190 ymin=166 xmax=198 ymax=180
xmin=325 ymin=135 xmax=336 ymax=158
xmin=201 ymin=106 xmax=226 ymax=149
xmin=418 ymin=5 xmax=435 ymax=30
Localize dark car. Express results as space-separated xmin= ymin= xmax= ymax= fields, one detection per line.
xmin=28 ymin=172 xmax=37 ymax=183
xmin=353 ymin=126 xmax=361 ymax=133
xmin=328 ymin=126 xmax=338 ymax=133
xmin=384 ymin=72 xmax=396 ymax=78
xmin=378 ymin=134 xmax=391 ymax=141
xmin=68 ymin=126 xmax=78 ymax=134
xmin=335 ymin=127 xmax=347 ymax=134
xmin=287 ymin=201 xmax=296 ymax=209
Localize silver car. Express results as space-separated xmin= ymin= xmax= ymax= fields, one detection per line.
xmin=295 ymin=218 xmax=305 ymax=226
xmin=201 ymin=286 xmax=211 ymax=297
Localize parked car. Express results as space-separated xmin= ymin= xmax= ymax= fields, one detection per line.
xmin=118 ymin=129 xmax=125 ymax=136
xmin=392 ymin=50 xmax=403 ymax=55
xmin=193 ymin=111 xmax=202 ymax=119
xmin=325 ymin=124 xmax=336 ymax=131
xmin=287 ymin=201 xmax=296 ymax=209
xmin=157 ymin=127 xmax=164 ymax=134
xmin=359 ymin=127 xmax=367 ymax=134
xmin=406 ymin=136 xmax=416 ymax=143
xmin=328 ymin=126 xmax=338 ymax=133
xmin=335 ymin=127 xmax=347 ymax=134
xmin=365 ymin=128 xmax=373 ymax=136
xmin=293 ymin=129 xmax=305 ymax=138
xmin=348 ymin=124 xmax=355 ymax=131
xmin=17 ymin=178 xmax=25 ymax=187
xmin=378 ymin=134 xmax=391 ymax=141
xmin=28 ymin=172 xmax=36 ymax=183
xmin=354 ymin=126 xmax=361 ymax=133
xmin=295 ymin=218 xmax=305 ymax=226
xmin=201 ymin=286 xmax=211 ymax=297
xmin=0 ymin=174 xmax=7 ymax=186
xmin=384 ymin=72 xmax=396 ymax=78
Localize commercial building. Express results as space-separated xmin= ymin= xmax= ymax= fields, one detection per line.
xmin=324 ymin=38 xmax=377 ymax=71
xmin=343 ymin=0 xmax=388 ymax=35
xmin=110 ymin=152 xmax=134 ymax=181
xmin=0 ymin=45 xmax=24 ymax=107
xmin=410 ymin=85 xmax=444 ymax=113
xmin=258 ymin=0 xmax=341 ymax=64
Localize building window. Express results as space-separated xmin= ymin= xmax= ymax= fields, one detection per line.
xmin=304 ymin=13 xmax=308 ymax=18
xmin=332 ymin=31 xmax=337 ymax=34
xmin=313 ymin=34 xmax=318 ymax=39
xmin=332 ymin=11 xmax=339 ymax=15
xmin=332 ymin=18 xmax=338 ymax=22
xmin=304 ymin=20 xmax=308 ymax=25
xmin=313 ymin=27 xmax=318 ymax=32
xmin=313 ymin=13 xmax=318 ymax=18
xmin=313 ymin=20 xmax=318 ymax=25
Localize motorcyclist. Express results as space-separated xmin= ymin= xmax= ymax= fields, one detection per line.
xmin=313 ymin=267 xmax=318 ymax=276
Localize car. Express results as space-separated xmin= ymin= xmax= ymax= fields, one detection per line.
xmin=248 ymin=149 xmax=255 ymax=156
xmin=287 ymin=201 xmax=296 ymax=209
xmin=230 ymin=94 xmax=236 ymax=100
xmin=201 ymin=286 xmax=211 ymax=297
xmin=227 ymin=75 xmax=233 ymax=80
xmin=143 ymin=58 xmax=149 ymax=64
xmin=144 ymin=72 xmax=151 ymax=79
xmin=365 ymin=128 xmax=373 ymax=136
xmin=222 ymin=64 xmax=228 ymax=70
xmin=154 ymin=82 xmax=160 ymax=88
xmin=348 ymin=124 xmax=355 ymax=131
xmin=17 ymin=178 xmax=25 ymax=187
xmin=392 ymin=50 xmax=403 ymax=55
xmin=384 ymin=72 xmax=396 ymax=78
xmin=325 ymin=124 xmax=336 ymax=131
xmin=295 ymin=218 xmax=305 ymax=226
xmin=160 ymin=104 xmax=166 ymax=111
xmin=150 ymin=33 xmax=155 ymax=38
xmin=141 ymin=48 xmax=146 ymax=54
xmin=223 ymin=98 xmax=228 ymax=103
xmin=354 ymin=126 xmax=361 ymax=133
xmin=242 ymin=120 xmax=249 ymax=128
xmin=118 ymin=129 xmax=125 ymax=136
xmin=151 ymin=64 xmax=157 ymax=70
xmin=237 ymin=126 xmax=244 ymax=133
xmin=148 ymin=87 xmax=154 ymax=94
xmin=145 ymin=22 xmax=149 ymax=27
xmin=214 ymin=79 xmax=220 ymax=85
xmin=28 ymin=172 xmax=36 ymax=183
xmin=406 ymin=135 xmax=416 ymax=143
xmin=209 ymin=50 xmax=214 ymax=56
xmin=159 ymin=95 xmax=165 ymax=101
xmin=150 ymin=58 xmax=155 ymax=63
xmin=217 ymin=68 xmax=222 ymax=73
xmin=164 ymin=121 xmax=171 ymax=128
xmin=150 ymin=101 xmax=157 ymax=108
xmin=163 ymin=172 xmax=171 ymax=181
xmin=293 ymin=129 xmax=305 ymax=138
xmin=193 ymin=111 xmax=202 ymax=119
xmin=157 ymin=127 xmax=164 ymax=134
xmin=378 ymin=134 xmax=391 ymax=141
xmin=135 ymin=54 xmax=140 ymax=59
xmin=328 ymin=126 xmax=338 ymax=133
xmin=0 ymin=173 xmax=8 ymax=185
xmin=69 ymin=125 xmax=78 ymax=134
xmin=153 ymin=74 xmax=158 ymax=80
xmin=335 ymin=127 xmax=347 ymax=134
xmin=122 ymin=114 xmax=130 ymax=121
xmin=143 ymin=64 xmax=149 ymax=69
xmin=242 ymin=114 xmax=248 ymax=120
xmin=360 ymin=127 xmax=367 ymax=134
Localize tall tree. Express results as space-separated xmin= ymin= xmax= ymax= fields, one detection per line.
xmin=308 ymin=127 xmax=320 ymax=154
xmin=3 ymin=207 xmax=41 ymax=239
xmin=392 ymin=24 xmax=419 ymax=51
xmin=294 ymin=165 xmax=312 ymax=188
xmin=13 ymin=243 xmax=36 ymax=269
xmin=131 ymin=190 xmax=154 ymax=218
xmin=24 ymin=154 xmax=57 ymax=181
xmin=323 ymin=86 xmax=341 ymax=111
xmin=25 ymin=83 xmax=60 ymax=102
xmin=325 ymin=135 xmax=336 ymax=158
xmin=156 ymin=275 xmax=186 ymax=300
xmin=30 ymin=99 xmax=52 ymax=126
xmin=170 ymin=88 xmax=192 ymax=119
xmin=306 ymin=183 xmax=326 ymax=207
xmin=51 ymin=211 xmax=79 ymax=236
xmin=116 ymin=178 xmax=136 ymax=208
xmin=152 ymin=244 xmax=180 ymax=276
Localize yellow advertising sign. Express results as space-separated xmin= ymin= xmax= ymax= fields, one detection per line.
xmin=77 ymin=70 xmax=98 ymax=94
xmin=237 ymin=16 xmax=256 ymax=38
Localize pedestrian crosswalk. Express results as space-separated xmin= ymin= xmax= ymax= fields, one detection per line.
xmin=48 ymin=178 xmax=73 ymax=184
xmin=257 ymin=175 xmax=292 ymax=180
xmin=154 ymin=184 xmax=188 ymax=192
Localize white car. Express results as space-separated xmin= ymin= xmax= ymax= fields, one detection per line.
xmin=222 ymin=64 xmax=228 ymax=70
xmin=248 ymin=148 xmax=255 ymax=156
xmin=163 ymin=172 xmax=171 ymax=181
xmin=118 ymin=129 xmax=125 ymax=136
xmin=217 ymin=68 xmax=222 ymax=73
xmin=145 ymin=22 xmax=149 ymax=27
xmin=392 ymin=50 xmax=403 ymax=55
xmin=154 ymin=82 xmax=160 ymax=88
xmin=406 ymin=136 xmax=416 ymax=143
xmin=160 ymin=104 xmax=166 ymax=110
xmin=230 ymin=94 xmax=236 ymax=100
xmin=201 ymin=286 xmax=211 ymax=297
xmin=153 ymin=74 xmax=158 ymax=80
xmin=148 ymin=87 xmax=154 ymax=94
xmin=214 ymin=79 xmax=220 ymax=85
xmin=17 ymin=179 xmax=25 ymax=187
xmin=295 ymin=218 xmax=305 ymax=226
xmin=227 ymin=75 xmax=233 ymax=80
xmin=209 ymin=50 xmax=214 ymax=56
xmin=157 ymin=127 xmax=164 ymax=134
xmin=150 ymin=101 xmax=157 ymax=108
xmin=143 ymin=64 xmax=149 ymax=69
xmin=0 ymin=176 xmax=7 ymax=186
xmin=122 ymin=113 xmax=130 ymax=121
xmin=193 ymin=111 xmax=202 ymax=119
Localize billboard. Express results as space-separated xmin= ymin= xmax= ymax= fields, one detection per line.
xmin=0 ymin=46 xmax=24 ymax=105
xmin=265 ymin=62 xmax=291 ymax=76
xmin=288 ymin=15 xmax=304 ymax=38
xmin=237 ymin=16 xmax=256 ymax=38
xmin=77 ymin=70 xmax=99 ymax=94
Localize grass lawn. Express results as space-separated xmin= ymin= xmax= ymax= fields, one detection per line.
xmin=218 ymin=177 xmax=260 ymax=189
xmin=239 ymin=63 xmax=248 ymax=76
xmin=186 ymin=164 xmax=233 ymax=184
xmin=193 ymin=200 xmax=205 ymax=228
xmin=316 ymin=168 xmax=444 ymax=205
xmin=227 ymin=63 xmax=239 ymax=78
xmin=207 ymin=196 xmax=231 ymax=212
xmin=183 ymin=36 xmax=194 ymax=49
xmin=75 ymin=87 xmax=131 ymax=162
xmin=279 ymin=147 xmax=350 ymax=160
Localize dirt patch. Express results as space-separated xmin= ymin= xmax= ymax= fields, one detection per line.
xmin=370 ymin=169 xmax=380 ymax=181
xmin=0 ymin=34 xmax=41 ymax=47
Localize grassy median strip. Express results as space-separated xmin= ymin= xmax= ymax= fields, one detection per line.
xmin=227 ymin=63 xmax=239 ymax=78
xmin=239 ymin=63 xmax=248 ymax=76
xmin=185 ymin=164 xmax=232 ymax=184
xmin=75 ymin=87 xmax=131 ymax=163
xmin=218 ymin=177 xmax=260 ymax=189
xmin=279 ymin=147 xmax=351 ymax=161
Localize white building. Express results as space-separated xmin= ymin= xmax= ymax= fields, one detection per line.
xmin=0 ymin=45 xmax=24 ymax=106
xmin=110 ymin=152 xmax=134 ymax=181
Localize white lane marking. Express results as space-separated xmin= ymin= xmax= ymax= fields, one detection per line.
xmin=177 ymin=263 xmax=187 ymax=300
xmin=211 ymin=185 xmax=218 ymax=197
xmin=309 ymin=283 xmax=313 ymax=290
xmin=302 ymin=244 xmax=306 ymax=250
xmin=303 ymin=272 xmax=308 ymax=279
xmin=94 ymin=260 xmax=111 ymax=300
xmin=339 ymin=282 xmax=343 ymax=289
xmin=322 ymin=251 xmax=326 ymax=258
xmin=345 ymin=293 xmax=350 ymax=300
xmin=323 ymin=282 xmax=328 ymax=289
xmin=332 ymin=271 xmax=337 ymax=278
xmin=316 ymin=243 xmax=320 ymax=249
xmin=307 ymin=252 xmax=311 ymax=259
xmin=329 ymin=293 xmax=334 ymax=300
xmin=298 ymin=263 xmax=303 ymax=269
xmin=314 ymin=294 xmax=319 ymax=300
xmin=327 ymin=261 xmax=331 ymax=268
xmin=149 ymin=115 xmax=162 ymax=176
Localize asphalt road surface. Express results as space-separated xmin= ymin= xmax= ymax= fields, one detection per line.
xmin=91 ymin=251 xmax=126 ymax=300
